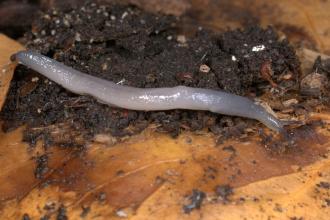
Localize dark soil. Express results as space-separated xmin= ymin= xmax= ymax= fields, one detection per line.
xmin=215 ymin=184 xmax=233 ymax=201
xmin=0 ymin=2 xmax=301 ymax=146
xmin=22 ymin=213 xmax=31 ymax=220
xmin=34 ymin=154 xmax=49 ymax=179
xmin=316 ymin=181 xmax=330 ymax=189
xmin=56 ymin=205 xmax=68 ymax=220
xmin=0 ymin=0 xmax=38 ymax=39
xmin=182 ymin=189 xmax=206 ymax=214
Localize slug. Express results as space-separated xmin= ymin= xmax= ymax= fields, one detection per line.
xmin=11 ymin=50 xmax=284 ymax=133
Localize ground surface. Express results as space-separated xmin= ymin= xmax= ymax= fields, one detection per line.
xmin=0 ymin=2 xmax=300 ymax=144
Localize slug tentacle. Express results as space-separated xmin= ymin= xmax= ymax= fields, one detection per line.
xmin=12 ymin=50 xmax=284 ymax=132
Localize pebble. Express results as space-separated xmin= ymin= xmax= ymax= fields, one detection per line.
xmin=116 ymin=210 xmax=128 ymax=218
xmin=75 ymin=33 xmax=82 ymax=42
xmin=102 ymin=63 xmax=108 ymax=71
xmin=63 ymin=18 xmax=70 ymax=27
xmin=31 ymin=77 xmax=39 ymax=82
xmin=199 ymin=64 xmax=210 ymax=73
xmin=300 ymin=72 xmax=328 ymax=96
xmin=177 ymin=35 xmax=187 ymax=44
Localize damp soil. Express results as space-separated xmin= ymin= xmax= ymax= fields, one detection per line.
xmin=183 ymin=189 xmax=206 ymax=214
xmin=0 ymin=2 xmax=302 ymax=147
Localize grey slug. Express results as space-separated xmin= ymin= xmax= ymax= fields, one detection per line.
xmin=11 ymin=50 xmax=284 ymax=132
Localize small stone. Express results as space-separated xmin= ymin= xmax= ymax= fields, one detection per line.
xmin=33 ymin=38 xmax=42 ymax=43
xmin=231 ymin=55 xmax=237 ymax=61
xmin=51 ymin=30 xmax=56 ymax=36
xmin=110 ymin=15 xmax=116 ymax=20
xmin=102 ymin=63 xmax=108 ymax=71
xmin=75 ymin=33 xmax=82 ymax=42
xmin=300 ymin=72 xmax=328 ymax=96
xmin=116 ymin=210 xmax=128 ymax=218
xmin=31 ymin=77 xmax=39 ymax=82
xmin=63 ymin=19 xmax=70 ymax=27
xmin=167 ymin=35 xmax=173 ymax=40
xmin=199 ymin=64 xmax=210 ymax=73
xmin=177 ymin=35 xmax=187 ymax=44
xmin=37 ymin=108 xmax=42 ymax=114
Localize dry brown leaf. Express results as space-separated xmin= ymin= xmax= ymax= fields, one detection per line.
xmin=0 ymin=126 xmax=329 ymax=219
xmin=1 ymin=0 xmax=330 ymax=219
xmin=0 ymin=34 xmax=24 ymax=109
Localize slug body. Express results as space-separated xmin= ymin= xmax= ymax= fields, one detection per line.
xmin=13 ymin=51 xmax=284 ymax=132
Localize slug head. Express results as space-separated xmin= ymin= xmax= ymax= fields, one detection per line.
xmin=10 ymin=53 xmax=17 ymax=62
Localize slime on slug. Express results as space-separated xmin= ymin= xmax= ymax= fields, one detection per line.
xmin=11 ymin=50 xmax=285 ymax=133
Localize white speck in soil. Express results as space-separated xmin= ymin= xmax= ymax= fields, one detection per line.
xmin=252 ymin=45 xmax=265 ymax=52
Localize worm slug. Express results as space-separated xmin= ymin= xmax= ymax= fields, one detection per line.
xmin=11 ymin=50 xmax=284 ymax=132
